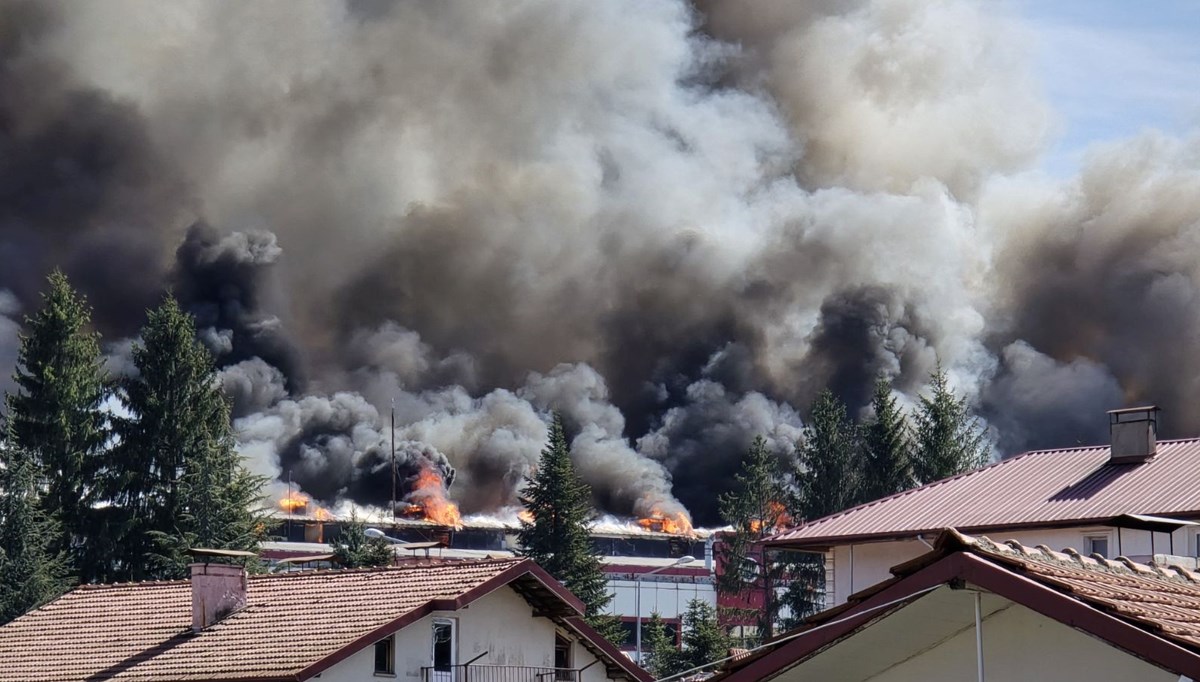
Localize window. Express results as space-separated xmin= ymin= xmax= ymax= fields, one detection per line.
xmin=373 ymin=635 xmax=395 ymax=675
xmin=432 ymin=619 xmax=456 ymax=672
xmin=1084 ymin=535 xmax=1110 ymax=558
xmin=555 ymin=634 xmax=573 ymax=680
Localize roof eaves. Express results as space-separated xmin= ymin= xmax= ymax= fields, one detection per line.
xmin=719 ymin=534 xmax=1200 ymax=681
xmin=561 ymin=616 xmax=654 ymax=682
xmin=955 ymin=551 xmax=1200 ymax=678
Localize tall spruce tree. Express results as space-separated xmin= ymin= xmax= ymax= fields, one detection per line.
xmin=5 ymin=270 xmax=107 ymax=579
xmin=676 ymin=599 xmax=729 ymax=675
xmin=642 ymin=612 xmax=681 ymax=679
xmin=795 ymin=390 xmax=863 ymax=520
xmin=109 ymin=296 xmax=263 ymax=580
xmin=716 ymin=436 xmax=790 ymax=641
xmin=911 ymin=365 xmax=990 ymax=484
xmin=859 ymin=376 xmax=914 ymax=503
xmin=0 ymin=441 xmax=70 ymax=624
xmin=518 ymin=413 xmax=621 ymax=643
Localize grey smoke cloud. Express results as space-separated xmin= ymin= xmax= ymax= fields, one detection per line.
xmin=0 ymin=0 xmax=1197 ymax=525
xmin=0 ymin=291 xmax=20 ymax=400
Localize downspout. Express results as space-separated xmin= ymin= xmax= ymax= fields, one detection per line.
xmin=974 ymin=591 xmax=985 ymax=682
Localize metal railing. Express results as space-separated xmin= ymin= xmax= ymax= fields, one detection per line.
xmin=420 ymin=664 xmax=581 ymax=682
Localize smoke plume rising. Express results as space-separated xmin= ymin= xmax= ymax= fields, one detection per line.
xmin=1 ymin=0 xmax=1198 ymax=525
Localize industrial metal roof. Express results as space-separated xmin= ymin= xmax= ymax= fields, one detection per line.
xmin=769 ymin=438 xmax=1200 ymax=548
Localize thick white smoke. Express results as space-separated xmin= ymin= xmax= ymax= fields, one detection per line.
xmin=0 ymin=0 xmax=1197 ymax=524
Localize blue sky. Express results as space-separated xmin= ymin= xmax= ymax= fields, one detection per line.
xmin=1018 ymin=0 xmax=1200 ymax=175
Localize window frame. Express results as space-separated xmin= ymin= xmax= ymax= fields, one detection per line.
xmin=554 ymin=632 xmax=573 ymax=680
xmin=1083 ymin=533 xmax=1111 ymax=559
xmin=373 ymin=635 xmax=395 ymax=676
xmin=432 ymin=617 xmax=457 ymax=672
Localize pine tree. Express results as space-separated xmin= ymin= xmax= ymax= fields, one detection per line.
xmin=642 ymin=612 xmax=680 ymax=679
xmin=518 ymin=413 xmax=621 ymax=643
xmin=677 ymin=599 xmax=729 ymax=674
xmin=716 ymin=436 xmax=791 ymax=641
xmin=774 ymin=550 xmax=826 ymax=630
xmin=0 ymin=441 xmax=70 ymax=624
xmin=108 ymin=296 xmax=263 ymax=581
xmin=859 ymin=376 xmax=914 ymax=503
xmin=4 ymin=270 xmax=108 ymax=579
xmin=795 ymin=390 xmax=862 ymax=520
xmin=912 ymin=365 xmax=990 ymax=484
xmin=331 ymin=515 xmax=394 ymax=568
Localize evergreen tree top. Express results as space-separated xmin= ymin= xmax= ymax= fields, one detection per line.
xmin=517 ymin=412 xmax=612 ymax=629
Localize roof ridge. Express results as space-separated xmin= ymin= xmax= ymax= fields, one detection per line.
xmin=967 ymin=532 xmax=1200 ymax=585
xmin=253 ymin=557 xmax=525 ymax=580
xmin=76 ymin=578 xmax=190 ymax=590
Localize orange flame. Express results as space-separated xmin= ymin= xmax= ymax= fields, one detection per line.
xmin=278 ymin=491 xmax=334 ymax=520
xmin=748 ymin=501 xmax=792 ymax=534
xmin=405 ymin=465 xmax=463 ymax=529
xmin=517 ymin=509 xmax=534 ymax=524
xmin=637 ymin=506 xmax=695 ymax=536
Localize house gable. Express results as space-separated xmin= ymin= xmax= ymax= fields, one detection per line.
xmin=719 ymin=530 xmax=1200 ymax=681
xmin=766 ymin=587 xmax=1175 ymax=682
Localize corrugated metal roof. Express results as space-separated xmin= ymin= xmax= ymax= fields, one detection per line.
xmin=770 ymin=438 xmax=1200 ymax=547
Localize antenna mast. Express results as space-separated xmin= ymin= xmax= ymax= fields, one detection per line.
xmin=391 ymin=397 xmax=397 ymax=523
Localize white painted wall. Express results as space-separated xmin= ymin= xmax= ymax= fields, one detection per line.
xmin=828 ymin=525 xmax=1193 ymax=605
xmin=605 ymin=577 xmax=716 ymax=619
xmin=864 ymin=599 xmax=1176 ymax=682
xmin=316 ymin=585 xmax=622 ymax=682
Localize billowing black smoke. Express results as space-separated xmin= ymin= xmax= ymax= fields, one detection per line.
xmin=1 ymin=0 xmax=1198 ymax=526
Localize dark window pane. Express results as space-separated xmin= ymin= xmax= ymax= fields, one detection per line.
xmin=374 ymin=637 xmax=393 ymax=674
xmin=433 ymin=622 xmax=453 ymax=671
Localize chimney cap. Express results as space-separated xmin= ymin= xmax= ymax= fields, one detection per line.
xmin=188 ymin=548 xmax=258 ymax=560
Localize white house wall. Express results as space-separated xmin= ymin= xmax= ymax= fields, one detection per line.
xmin=315 ymin=585 xmax=616 ymax=682
xmin=864 ymin=597 xmax=1176 ymax=682
xmin=828 ymin=525 xmax=1195 ymax=605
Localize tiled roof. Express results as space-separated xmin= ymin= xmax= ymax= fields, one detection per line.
xmin=0 ymin=559 xmax=577 ymax=682
xmin=716 ymin=529 xmax=1200 ymax=681
xmin=770 ymin=438 xmax=1200 ymax=547
xmin=928 ymin=530 xmax=1200 ymax=647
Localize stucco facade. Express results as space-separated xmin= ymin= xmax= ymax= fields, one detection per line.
xmin=316 ymin=585 xmax=616 ymax=682
xmin=769 ymin=590 xmax=1177 ymax=682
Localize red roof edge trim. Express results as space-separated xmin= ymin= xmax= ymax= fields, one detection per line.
xmin=563 ymin=616 xmax=654 ymax=682
xmin=957 ymin=552 xmax=1200 ymax=678
xmin=717 ymin=553 xmax=971 ymax=681
xmin=295 ymin=605 xmax=433 ymax=681
xmin=719 ymin=550 xmax=1200 ymax=681
xmin=297 ymin=560 xmax=586 ymax=681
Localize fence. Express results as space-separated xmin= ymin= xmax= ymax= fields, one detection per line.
xmin=421 ymin=665 xmax=582 ymax=682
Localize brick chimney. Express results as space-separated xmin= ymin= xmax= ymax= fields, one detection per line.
xmin=1108 ymin=406 xmax=1159 ymax=464
xmin=190 ymin=562 xmax=248 ymax=632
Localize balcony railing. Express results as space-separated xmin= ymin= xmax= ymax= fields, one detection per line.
xmin=420 ymin=664 xmax=581 ymax=682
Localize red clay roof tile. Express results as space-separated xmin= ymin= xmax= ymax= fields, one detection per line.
xmin=0 ymin=559 xmax=527 ymax=682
